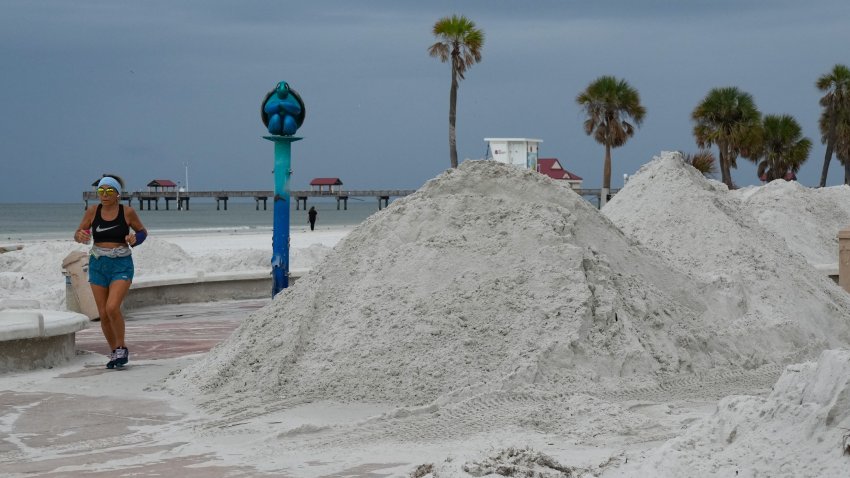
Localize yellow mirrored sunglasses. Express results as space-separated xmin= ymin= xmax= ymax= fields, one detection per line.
xmin=96 ymin=187 xmax=118 ymax=196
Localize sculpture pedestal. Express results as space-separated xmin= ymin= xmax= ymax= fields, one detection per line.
xmin=264 ymin=135 xmax=302 ymax=297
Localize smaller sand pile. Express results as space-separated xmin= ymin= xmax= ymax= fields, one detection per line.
xmin=733 ymin=181 xmax=850 ymax=266
xmin=604 ymin=151 xmax=850 ymax=364
xmin=607 ymin=349 xmax=850 ymax=478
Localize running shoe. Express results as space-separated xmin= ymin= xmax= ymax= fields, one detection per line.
xmin=113 ymin=347 xmax=129 ymax=368
xmin=106 ymin=349 xmax=117 ymax=369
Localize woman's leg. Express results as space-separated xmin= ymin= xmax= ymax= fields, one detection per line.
xmin=90 ymin=284 xmax=117 ymax=349
xmin=104 ymin=279 xmax=132 ymax=348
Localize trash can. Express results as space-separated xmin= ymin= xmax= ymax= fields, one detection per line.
xmin=61 ymin=251 xmax=99 ymax=321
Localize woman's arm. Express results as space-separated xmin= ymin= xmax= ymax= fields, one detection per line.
xmin=124 ymin=206 xmax=147 ymax=246
xmin=74 ymin=206 xmax=96 ymax=243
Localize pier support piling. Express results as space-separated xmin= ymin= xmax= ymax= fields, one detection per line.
xmin=336 ymin=196 xmax=349 ymax=210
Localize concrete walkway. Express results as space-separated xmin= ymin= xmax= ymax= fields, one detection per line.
xmin=0 ymin=299 xmax=296 ymax=478
xmin=75 ymin=299 xmax=268 ymax=360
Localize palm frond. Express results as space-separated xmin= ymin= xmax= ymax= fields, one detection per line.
xmin=682 ymin=150 xmax=717 ymax=176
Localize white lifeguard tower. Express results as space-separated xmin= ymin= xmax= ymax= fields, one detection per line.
xmin=485 ymin=138 xmax=542 ymax=170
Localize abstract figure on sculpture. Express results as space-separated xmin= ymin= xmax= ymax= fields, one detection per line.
xmin=261 ymin=81 xmax=306 ymax=136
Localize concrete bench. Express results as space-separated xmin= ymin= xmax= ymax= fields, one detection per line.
xmin=65 ymin=268 xmax=307 ymax=313
xmin=0 ymin=300 xmax=89 ymax=373
xmin=0 ymin=244 xmax=24 ymax=254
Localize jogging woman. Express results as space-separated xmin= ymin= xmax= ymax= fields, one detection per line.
xmin=74 ymin=175 xmax=147 ymax=368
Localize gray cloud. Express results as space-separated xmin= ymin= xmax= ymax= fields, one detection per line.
xmin=1 ymin=0 xmax=849 ymax=202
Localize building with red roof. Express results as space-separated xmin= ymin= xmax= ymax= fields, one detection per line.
xmin=146 ymin=179 xmax=178 ymax=192
xmin=310 ymin=177 xmax=343 ymax=194
xmin=537 ymin=158 xmax=583 ymax=189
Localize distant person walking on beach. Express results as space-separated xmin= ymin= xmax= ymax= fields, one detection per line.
xmin=308 ymin=206 xmax=318 ymax=231
xmin=74 ymin=175 xmax=147 ymax=369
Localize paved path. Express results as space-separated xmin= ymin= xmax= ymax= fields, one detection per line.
xmin=1 ymin=299 xmax=299 ymax=477
xmin=76 ymin=299 xmax=269 ymax=360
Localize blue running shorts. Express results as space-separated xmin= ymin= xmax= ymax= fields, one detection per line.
xmin=88 ymin=255 xmax=134 ymax=287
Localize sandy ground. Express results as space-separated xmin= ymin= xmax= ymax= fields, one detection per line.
xmin=1 ymin=299 xmax=707 ymax=478
xmin=0 ymin=340 xmax=725 ymax=478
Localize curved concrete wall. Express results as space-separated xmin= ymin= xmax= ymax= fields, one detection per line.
xmin=66 ymin=269 xmax=306 ymax=313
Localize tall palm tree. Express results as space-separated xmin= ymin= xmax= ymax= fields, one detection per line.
xmin=748 ymin=114 xmax=812 ymax=182
xmin=691 ymin=87 xmax=762 ymax=189
xmin=428 ymin=15 xmax=484 ymax=169
xmin=575 ymin=76 xmax=646 ymax=204
xmin=817 ymin=64 xmax=850 ymax=186
xmin=820 ymin=106 xmax=850 ymax=183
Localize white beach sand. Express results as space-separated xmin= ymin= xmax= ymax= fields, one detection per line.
xmin=2 ymin=155 xmax=850 ymax=477
xmin=0 ymin=226 xmax=350 ymax=311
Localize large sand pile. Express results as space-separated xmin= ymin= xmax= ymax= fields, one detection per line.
xmin=732 ymin=180 xmax=850 ymax=267
xmin=169 ymin=160 xmax=850 ymax=419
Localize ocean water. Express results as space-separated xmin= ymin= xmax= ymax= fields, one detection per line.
xmin=0 ymin=199 xmax=383 ymax=242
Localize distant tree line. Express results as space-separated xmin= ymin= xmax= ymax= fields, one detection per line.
xmin=429 ymin=16 xmax=850 ymax=190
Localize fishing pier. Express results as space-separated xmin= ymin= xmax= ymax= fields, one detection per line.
xmin=82 ymin=187 xmax=618 ymax=210
xmin=82 ymin=189 xmax=417 ymax=211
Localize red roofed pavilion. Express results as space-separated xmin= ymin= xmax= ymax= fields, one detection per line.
xmin=310 ymin=177 xmax=343 ymax=194
xmin=146 ymin=179 xmax=178 ymax=192
xmin=537 ymin=158 xmax=582 ymax=189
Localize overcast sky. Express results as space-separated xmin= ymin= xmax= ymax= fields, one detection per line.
xmin=2 ymin=0 xmax=849 ymax=203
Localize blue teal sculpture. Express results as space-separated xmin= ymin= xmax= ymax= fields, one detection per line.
xmin=262 ymin=81 xmax=305 ymax=136
xmin=262 ymin=80 xmax=305 ymax=297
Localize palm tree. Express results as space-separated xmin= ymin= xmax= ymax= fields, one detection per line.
xmin=748 ymin=114 xmax=812 ymax=182
xmin=691 ymin=87 xmax=762 ymax=189
xmin=821 ymin=106 xmax=850 ymax=182
xmin=575 ymin=76 xmax=646 ymax=204
xmin=428 ymin=15 xmax=484 ymax=169
xmin=817 ymin=64 xmax=850 ymax=186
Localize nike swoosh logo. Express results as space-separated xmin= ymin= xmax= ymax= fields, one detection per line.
xmin=95 ymin=225 xmax=119 ymax=233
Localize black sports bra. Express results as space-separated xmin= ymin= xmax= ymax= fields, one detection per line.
xmin=91 ymin=205 xmax=130 ymax=244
